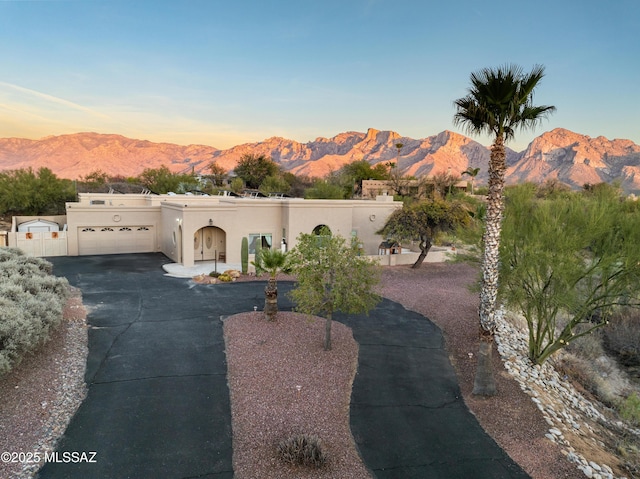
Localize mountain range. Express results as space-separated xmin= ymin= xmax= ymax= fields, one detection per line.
xmin=1 ymin=128 xmax=640 ymax=192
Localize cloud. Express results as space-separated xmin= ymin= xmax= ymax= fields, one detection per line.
xmin=0 ymin=81 xmax=109 ymax=119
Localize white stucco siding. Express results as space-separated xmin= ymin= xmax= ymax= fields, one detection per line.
xmin=351 ymin=196 xmax=403 ymax=254
xmin=282 ymin=200 xmax=354 ymax=250
xmin=54 ymin=193 xmax=403 ymax=265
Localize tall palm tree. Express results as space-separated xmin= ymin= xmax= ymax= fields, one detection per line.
xmin=453 ymin=64 xmax=555 ymax=395
xmin=252 ymin=247 xmax=290 ymax=321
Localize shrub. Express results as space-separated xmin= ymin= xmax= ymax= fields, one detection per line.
xmin=0 ymin=248 xmax=69 ymax=376
xmin=209 ymin=271 xmax=220 ymax=278
xmin=619 ymin=393 xmax=640 ymax=426
xmin=277 ymin=434 xmax=327 ymax=468
xmin=217 ymin=273 xmax=232 ymax=282
xmin=604 ymin=308 xmax=640 ymax=368
xmin=555 ymin=352 xmax=624 ymax=407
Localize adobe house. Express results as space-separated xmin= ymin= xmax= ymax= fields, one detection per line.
xmin=361 ymin=178 xmax=468 ymax=199
xmin=10 ymin=192 xmax=403 ymax=267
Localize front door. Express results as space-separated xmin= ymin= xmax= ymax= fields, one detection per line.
xmin=194 ymin=226 xmax=225 ymax=261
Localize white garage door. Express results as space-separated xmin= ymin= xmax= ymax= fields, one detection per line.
xmin=78 ymin=226 xmax=155 ymax=255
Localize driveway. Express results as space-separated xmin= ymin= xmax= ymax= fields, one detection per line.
xmin=39 ymin=253 xmax=528 ymax=479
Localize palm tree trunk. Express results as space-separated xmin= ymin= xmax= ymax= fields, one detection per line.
xmin=264 ymin=277 xmax=278 ymax=321
xmin=473 ymin=328 xmax=497 ymax=395
xmin=473 ymin=135 xmax=506 ymax=396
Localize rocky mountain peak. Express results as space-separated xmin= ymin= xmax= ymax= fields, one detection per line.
xmin=1 ymin=128 xmax=640 ymax=193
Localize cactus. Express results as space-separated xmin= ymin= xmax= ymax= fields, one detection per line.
xmin=241 ymin=237 xmax=248 ymax=274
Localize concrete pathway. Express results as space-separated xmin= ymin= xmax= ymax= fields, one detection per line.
xmin=38 ymin=253 xmax=529 ymax=479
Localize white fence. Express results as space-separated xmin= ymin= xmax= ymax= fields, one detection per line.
xmin=10 ymin=231 xmax=68 ymax=257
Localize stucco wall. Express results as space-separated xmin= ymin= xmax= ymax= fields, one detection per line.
xmin=282 ymin=199 xmax=354 ymax=249
xmin=65 ymin=201 xmax=161 ymax=256
xmin=56 ymin=193 xmax=403 ymax=266
xmin=351 ymin=196 xmax=400 ymax=253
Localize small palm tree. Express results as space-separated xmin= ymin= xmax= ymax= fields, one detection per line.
xmin=252 ymin=247 xmax=290 ymax=321
xmin=461 ymin=167 xmax=480 ymax=195
xmin=454 ymin=64 xmax=555 ymax=396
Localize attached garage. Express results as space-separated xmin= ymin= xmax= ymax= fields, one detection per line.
xmin=78 ymin=225 xmax=155 ymax=255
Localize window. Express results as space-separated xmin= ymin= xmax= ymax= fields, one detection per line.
xmin=312 ymin=225 xmax=331 ymax=236
xmin=248 ymin=233 xmax=273 ymax=254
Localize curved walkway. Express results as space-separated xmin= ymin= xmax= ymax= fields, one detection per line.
xmin=40 ymin=253 xmax=528 ymax=479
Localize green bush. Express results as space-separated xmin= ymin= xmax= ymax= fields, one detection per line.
xmin=619 ymin=393 xmax=640 ymax=426
xmin=217 ymin=273 xmax=233 ymax=282
xmin=0 ymin=248 xmax=69 ymax=376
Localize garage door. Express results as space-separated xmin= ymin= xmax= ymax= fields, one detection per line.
xmin=78 ymin=226 xmax=155 ymax=255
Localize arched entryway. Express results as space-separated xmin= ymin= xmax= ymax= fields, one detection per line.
xmin=194 ymin=226 xmax=226 ymax=262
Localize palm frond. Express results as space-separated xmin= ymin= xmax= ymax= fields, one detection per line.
xmin=454 ymin=63 xmax=555 ymax=144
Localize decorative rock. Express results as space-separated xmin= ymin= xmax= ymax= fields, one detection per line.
xmin=493 ymin=308 xmax=635 ymax=479
xmin=581 ymin=465 xmax=593 ymax=478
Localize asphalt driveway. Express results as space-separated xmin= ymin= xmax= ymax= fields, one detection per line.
xmin=38 ymin=253 xmax=529 ymax=479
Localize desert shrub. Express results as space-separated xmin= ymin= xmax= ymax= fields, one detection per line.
xmin=217 ymin=273 xmax=232 ymax=282
xmin=566 ymin=328 xmax=606 ymax=361
xmin=555 ymin=352 xmax=625 ymax=407
xmin=616 ymin=429 xmax=640 ymax=478
xmin=0 ymin=248 xmax=69 ymax=376
xmin=0 ymin=247 xmax=24 ymax=261
xmin=604 ymin=308 xmax=640 ymax=368
xmin=619 ymin=393 xmax=640 ymax=426
xmin=277 ymin=434 xmax=327 ymax=468
xmin=209 ymin=271 xmax=220 ymax=278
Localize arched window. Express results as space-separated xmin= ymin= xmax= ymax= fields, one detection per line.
xmin=312 ymin=224 xmax=331 ymax=236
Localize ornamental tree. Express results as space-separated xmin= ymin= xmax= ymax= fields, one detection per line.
xmin=377 ymin=199 xmax=471 ymax=269
xmin=288 ymin=228 xmax=381 ymax=350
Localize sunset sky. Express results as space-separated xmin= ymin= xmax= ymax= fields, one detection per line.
xmin=1 ymin=0 xmax=638 ymax=151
